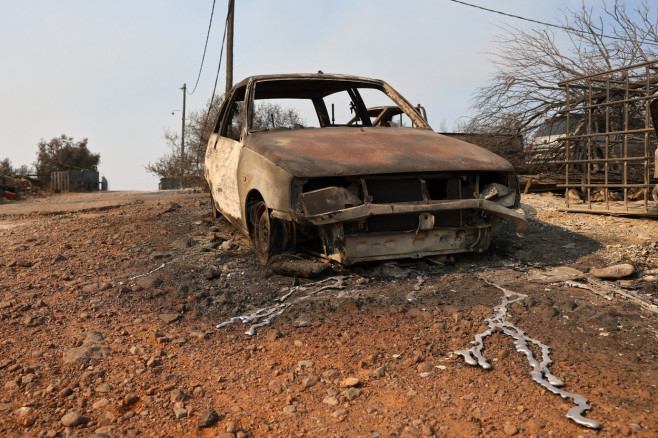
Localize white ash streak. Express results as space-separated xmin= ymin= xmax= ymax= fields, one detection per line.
xmin=455 ymin=278 xmax=600 ymax=430
xmin=216 ymin=276 xmax=346 ymax=335
xmin=119 ymin=255 xmax=191 ymax=285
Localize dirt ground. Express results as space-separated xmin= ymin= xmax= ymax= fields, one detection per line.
xmin=0 ymin=190 xmax=656 ymax=438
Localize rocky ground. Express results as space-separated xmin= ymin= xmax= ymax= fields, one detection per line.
xmin=0 ymin=190 xmax=656 ymax=438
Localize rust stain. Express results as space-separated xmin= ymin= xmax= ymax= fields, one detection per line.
xmin=246 ymin=127 xmax=514 ymax=177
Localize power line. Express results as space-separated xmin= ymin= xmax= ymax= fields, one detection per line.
xmin=447 ymin=0 xmax=658 ymax=47
xmin=200 ymin=3 xmax=230 ymax=136
xmin=188 ymin=0 xmax=217 ymax=95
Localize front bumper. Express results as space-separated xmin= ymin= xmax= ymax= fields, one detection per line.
xmin=292 ymin=198 xmax=528 ymax=264
xmin=299 ymin=198 xmax=528 ymax=235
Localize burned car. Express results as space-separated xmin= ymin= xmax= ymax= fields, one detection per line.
xmin=205 ymin=73 xmax=527 ymax=264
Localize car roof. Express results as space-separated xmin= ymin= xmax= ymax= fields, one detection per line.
xmin=233 ymin=73 xmax=385 ymax=89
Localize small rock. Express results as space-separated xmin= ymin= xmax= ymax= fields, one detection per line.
xmin=503 ymin=422 xmax=519 ymax=436
xmin=97 ymin=282 xmax=112 ymax=291
xmin=193 ymin=386 xmax=206 ymax=397
xmin=159 ymin=313 xmax=180 ymax=324
xmin=60 ymin=387 xmax=73 ymax=397
xmin=146 ymin=357 xmax=162 ymax=368
xmin=92 ymin=398 xmax=110 ymax=409
xmin=124 ymin=393 xmax=139 ymax=405
xmin=590 ymin=264 xmax=635 ymax=279
xmin=98 ymin=410 xmax=114 ymax=426
xmin=129 ymin=345 xmax=145 ymax=355
xmin=302 ymin=377 xmax=316 ymax=389
xmin=372 ymin=366 xmax=386 ymax=378
xmin=14 ymin=406 xmax=36 ymax=427
xmin=331 ymin=408 xmax=349 ymax=418
xmin=83 ymin=283 xmax=111 ymax=293
xmin=134 ymin=275 xmax=163 ymax=290
xmin=341 ymin=377 xmax=360 ymax=388
xmin=150 ymin=331 xmax=171 ymax=344
xmin=298 ymin=360 xmax=315 ymax=369
xmin=170 ymin=389 xmax=186 ymax=403
xmin=62 ymin=344 xmax=110 ymax=365
xmin=322 ymin=369 xmax=340 ymax=379
xmin=95 ymin=383 xmax=113 ymax=393
xmin=282 ymin=405 xmax=297 ymax=414
xmin=417 ymin=362 xmax=433 ymax=373
xmin=323 ymin=396 xmax=339 ymax=406
xmin=198 ymin=408 xmax=219 ymax=427
xmin=343 ymin=387 xmax=362 ymax=400
xmin=173 ymin=407 xmax=187 ymax=419
xmin=60 ymin=411 xmax=89 ymax=427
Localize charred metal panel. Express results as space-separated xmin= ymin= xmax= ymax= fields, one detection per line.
xmin=205 ymin=134 xmax=243 ymax=226
xmin=299 ymin=186 xmax=362 ymax=216
xmin=237 ymin=147 xmax=296 ymax=226
xmin=300 ymin=199 xmax=528 ymax=235
xmin=244 ymin=128 xmax=515 ymax=178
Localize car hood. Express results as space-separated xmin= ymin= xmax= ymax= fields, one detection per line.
xmin=244 ymin=127 xmax=515 ymax=177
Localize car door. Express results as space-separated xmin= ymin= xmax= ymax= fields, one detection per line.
xmin=205 ymin=87 xmax=247 ymax=227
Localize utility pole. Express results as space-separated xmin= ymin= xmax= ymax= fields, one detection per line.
xmin=180 ymin=83 xmax=186 ymax=187
xmin=225 ymin=0 xmax=234 ymax=96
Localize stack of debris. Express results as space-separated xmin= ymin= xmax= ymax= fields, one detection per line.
xmin=0 ymin=175 xmax=44 ymax=202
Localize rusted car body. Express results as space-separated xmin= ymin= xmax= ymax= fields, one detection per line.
xmin=205 ymin=73 xmax=527 ymax=264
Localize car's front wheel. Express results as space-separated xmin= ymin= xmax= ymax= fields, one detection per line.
xmin=251 ymin=201 xmax=291 ymax=264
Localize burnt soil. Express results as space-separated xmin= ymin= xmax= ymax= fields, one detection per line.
xmin=0 ymin=190 xmax=656 ymax=437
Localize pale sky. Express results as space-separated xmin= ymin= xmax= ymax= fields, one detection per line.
xmin=0 ymin=0 xmax=612 ymax=190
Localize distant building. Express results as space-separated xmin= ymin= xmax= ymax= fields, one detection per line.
xmin=159 ymin=177 xmax=180 ymax=190
xmin=51 ymin=170 xmax=100 ymax=192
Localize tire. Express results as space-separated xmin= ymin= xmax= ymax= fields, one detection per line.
xmin=251 ymin=201 xmax=290 ymax=264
